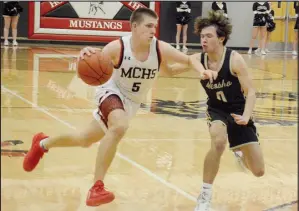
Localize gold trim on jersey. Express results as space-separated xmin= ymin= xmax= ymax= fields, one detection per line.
xmin=230 ymin=141 xmax=260 ymax=150
xmin=204 ymin=47 xmax=227 ymax=73
xmin=229 ymin=50 xmax=238 ymax=77
xmin=205 ymin=110 xmax=227 ymax=127
xmin=196 ymin=53 xmax=202 ymax=80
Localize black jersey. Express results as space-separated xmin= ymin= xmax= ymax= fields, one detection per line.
xmin=253 ymin=2 xmax=270 ymax=14
xmin=294 ymin=1 xmax=299 ymax=15
xmin=176 ymin=1 xmax=191 ymax=11
xmin=211 ymin=2 xmax=228 ymax=15
xmin=3 ymin=1 xmax=22 ymax=16
xmin=200 ymin=48 xmax=246 ymax=113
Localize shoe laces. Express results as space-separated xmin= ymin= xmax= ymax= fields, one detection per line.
xmin=198 ymin=191 xmax=211 ymax=203
xmin=92 ymin=181 xmax=104 ymax=191
xmin=195 ymin=193 xmax=211 ymax=211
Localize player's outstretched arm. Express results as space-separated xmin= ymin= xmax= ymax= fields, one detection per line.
xmin=159 ymin=53 xmax=200 ymax=76
xmin=159 ymin=61 xmax=190 ymax=77
xmin=231 ymin=51 xmax=256 ymax=123
xmin=158 ymin=41 xmax=217 ymax=82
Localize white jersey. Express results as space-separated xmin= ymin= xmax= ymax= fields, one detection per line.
xmin=110 ymin=34 xmax=161 ymax=104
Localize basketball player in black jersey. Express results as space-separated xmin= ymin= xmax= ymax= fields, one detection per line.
xmin=176 ymin=11 xmax=265 ymax=210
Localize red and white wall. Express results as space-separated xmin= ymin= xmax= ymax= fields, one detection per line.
xmin=28 ymin=1 xmax=160 ymax=42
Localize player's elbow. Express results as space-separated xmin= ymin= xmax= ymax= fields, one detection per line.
xmin=166 ymin=67 xmax=174 ymax=77
xmin=249 ymin=88 xmax=256 ymax=96
xmin=245 ymin=88 xmax=256 ymax=98
xmin=160 ymin=67 xmax=173 ymax=77
xmin=162 ymin=64 xmax=175 ymax=77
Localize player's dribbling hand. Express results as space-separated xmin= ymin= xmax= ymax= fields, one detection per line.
xmin=230 ymin=113 xmax=249 ymax=125
xmin=79 ymin=46 xmax=96 ymax=60
xmin=200 ymin=69 xmax=218 ymax=83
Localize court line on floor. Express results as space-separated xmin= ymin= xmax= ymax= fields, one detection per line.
xmin=122 ymin=138 xmax=295 ymax=142
xmin=1 ymin=86 xmax=199 ymax=204
xmin=263 ymin=200 xmax=297 ymax=211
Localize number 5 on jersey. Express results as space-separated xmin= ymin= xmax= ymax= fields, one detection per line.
xmin=216 ymin=91 xmax=227 ymax=102
xmin=132 ymin=82 xmax=141 ymax=92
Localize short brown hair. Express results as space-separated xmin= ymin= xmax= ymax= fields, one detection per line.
xmin=130 ymin=8 xmax=158 ymax=25
xmin=194 ymin=10 xmax=232 ymax=45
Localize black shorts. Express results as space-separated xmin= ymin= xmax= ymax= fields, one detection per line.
xmin=253 ymin=14 xmax=266 ymax=27
xmin=206 ymin=107 xmax=259 ymax=149
xmin=295 ymin=17 xmax=299 ymax=30
xmin=176 ymin=12 xmax=191 ymax=25
xmin=3 ymin=2 xmax=23 ymax=17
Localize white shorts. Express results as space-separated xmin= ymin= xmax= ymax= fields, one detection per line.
xmin=93 ymin=79 xmax=141 ymax=132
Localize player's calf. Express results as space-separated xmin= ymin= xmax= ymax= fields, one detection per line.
xmin=87 ymin=111 xmax=129 ymax=206
xmin=239 ymin=143 xmax=265 ymax=177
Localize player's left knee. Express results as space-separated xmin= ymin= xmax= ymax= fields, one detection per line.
xmin=110 ymin=120 xmax=129 ymax=140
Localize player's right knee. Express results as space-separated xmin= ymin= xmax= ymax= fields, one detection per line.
xmin=212 ymin=139 xmax=227 ymax=153
xmin=210 ymin=124 xmax=227 ymax=153
xmin=77 ymin=132 xmax=97 ymax=147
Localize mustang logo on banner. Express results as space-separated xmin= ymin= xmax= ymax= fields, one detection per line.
xmin=28 ymin=1 xmax=160 ymax=42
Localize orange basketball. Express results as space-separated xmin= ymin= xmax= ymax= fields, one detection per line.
xmin=77 ymin=50 xmax=113 ymax=86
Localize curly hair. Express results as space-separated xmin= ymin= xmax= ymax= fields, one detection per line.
xmin=194 ymin=10 xmax=232 ymax=45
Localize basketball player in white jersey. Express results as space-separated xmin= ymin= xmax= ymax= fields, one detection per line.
xmin=23 ymin=8 xmax=217 ymax=207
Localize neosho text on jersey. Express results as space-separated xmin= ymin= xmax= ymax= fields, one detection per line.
xmin=206 ymin=79 xmax=232 ymax=90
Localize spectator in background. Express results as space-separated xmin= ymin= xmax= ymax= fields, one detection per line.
xmin=248 ymin=1 xmax=270 ymax=55
xmin=2 ymin=1 xmax=23 ymax=46
xmin=175 ymin=1 xmax=191 ymax=54
xmin=211 ymin=2 xmax=228 ymax=18
xmin=264 ymin=2 xmax=276 ymax=53
xmin=293 ymin=0 xmax=299 ymax=56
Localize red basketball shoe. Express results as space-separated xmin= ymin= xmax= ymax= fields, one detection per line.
xmin=86 ymin=180 xmax=115 ymax=206
xmin=23 ymin=132 xmax=48 ymax=172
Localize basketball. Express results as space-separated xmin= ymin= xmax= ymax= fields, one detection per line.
xmin=77 ymin=50 xmax=113 ymax=86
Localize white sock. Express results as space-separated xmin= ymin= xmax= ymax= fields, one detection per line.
xmin=235 ymin=151 xmax=243 ymax=157
xmin=202 ymin=182 xmax=212 ymax=188
xmin=202 ymin=182 xmax=212 ymax=192
xmin=198 ymin=183 xmax=212 ymax=201
xmin=40 ymin=138 xmax=49 ymax=150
